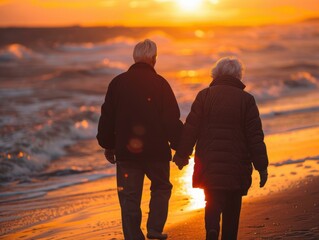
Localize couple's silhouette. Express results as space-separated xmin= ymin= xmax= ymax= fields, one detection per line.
xmin=97 ymin=39 xmax=268 ymax=240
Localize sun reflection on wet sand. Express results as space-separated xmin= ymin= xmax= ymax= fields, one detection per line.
xmin=174 ymin=125 xmax=319 ymax=208
xmin=179 ymin=157 xmax=206 ymax=210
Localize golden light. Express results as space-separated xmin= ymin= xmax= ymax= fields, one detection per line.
xmin=75 ymin=120 xmax=89 ymax=129
xmin=179 ymin=70 xmax=198 ymax=78
xmin=1 ymin=0 xmax=319 ymax=27
xmin=176 ymin=0 xmax=203 ymax=12
xmin=180 ymin=157 xmax=206 ymax=210
xmin=194 ymin=29 xmax=205 ymax=38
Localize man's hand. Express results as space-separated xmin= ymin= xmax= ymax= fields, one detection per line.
xmin=104 ymin=149 xmax=116 ymax=164
xmin=173 ymin=154 xmax=189 ymax=170
xmin=259 ymin=169 xmax=268 ymax=188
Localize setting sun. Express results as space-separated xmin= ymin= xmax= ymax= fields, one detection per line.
xmin=176 ymin=0 xmax=203 ymax=12
xmin=0 ymin=0 xmax=319 ymax=26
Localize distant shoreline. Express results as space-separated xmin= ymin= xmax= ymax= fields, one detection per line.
xmin=1 ymin=20 xmax=319 ymax=48
xmin=0 ymin=16 xmax=318 ymax=29
xmin=0 ymin=25 xmax=252 ymax=48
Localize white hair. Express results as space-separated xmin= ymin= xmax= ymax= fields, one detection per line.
xmin=133 ymin=39 xmax=157 ymax=64
xmin=211 ymin=57 xmax=245 ymax=80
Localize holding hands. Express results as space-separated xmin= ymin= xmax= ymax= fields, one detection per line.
xmin=104 ymin=149 xmax=116 ymax=164
xmin=173 ymin=154 xmax=189 ymax=170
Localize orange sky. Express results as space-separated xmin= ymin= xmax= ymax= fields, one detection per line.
xmin=1 ymin=0 xmax=319 ymax=27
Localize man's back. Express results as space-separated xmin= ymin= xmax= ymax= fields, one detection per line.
xmin=97 ymin=62 xmax=182 ymax=162
xmin=97 ymin=39 xmax=181 ymax=240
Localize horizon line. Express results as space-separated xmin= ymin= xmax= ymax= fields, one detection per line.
xmin=0 ymin=16 xmax=319 ymax=29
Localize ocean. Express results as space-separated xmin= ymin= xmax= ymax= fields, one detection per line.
xmin=1 ymin=22 xmax=319 ymax=237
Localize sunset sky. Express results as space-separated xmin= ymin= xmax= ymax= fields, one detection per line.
xmin=1 ymin=0 xmax=319 ymax=27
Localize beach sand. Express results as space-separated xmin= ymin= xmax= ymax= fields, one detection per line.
xmin=1 ymin=128 xmax=319 ymax=240
xmin=1 ymin=166 xmax=318 ymax=240
xmin=167 ymin=176 xmax=319 ymax=240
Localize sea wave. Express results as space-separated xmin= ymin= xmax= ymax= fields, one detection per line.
xmin=271 ymin=155 xmax=319 ymax=167
xmin=241 ymin=42 xmax=287 ymax=53
xmin=42 ymin=65 xmax=124 ymax=80
xmin=0 ymin=44 xmax=42 ymax=62
xmin=0 ymin=117 xmax=98 ymax=182
xmin=251 ymin=71 xmax=318 ymax=101
xmin=0 ymin=171 xmax=115 ymax=203
xmin=0 ymin=91 xmax=101 ymax=182
xmin=57 ymin=37 xmax=135 ymax=53
xmin=1 ymin=23 xmax=319 ymax=184
xmin=261 ymin=105 xmax=319 ymax=119
xmin=278 ymin=62 xmax=319 ymax=71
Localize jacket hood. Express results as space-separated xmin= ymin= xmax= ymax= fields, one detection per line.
xmin=209 ymin=75 xmax=246 ymax=90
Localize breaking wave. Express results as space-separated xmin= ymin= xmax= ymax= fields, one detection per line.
xmin=251 ymin=71 xmax=319 ymax=101
xmin=0 ymin=44 xmax=42 ymax=62
xmin=0 ymin=90 xmax=101 ymax=182
xmin=271 ymin=155 xmax=319 ymax=167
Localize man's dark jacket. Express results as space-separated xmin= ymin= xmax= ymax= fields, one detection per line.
xmin=176 ymin=75 xmax=268 ymax=195
xmin=97 ymin=62 xmax=183 ymax=162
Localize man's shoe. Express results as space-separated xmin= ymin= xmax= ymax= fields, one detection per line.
xmin=147 ymin=230 xmax=168 ymax=239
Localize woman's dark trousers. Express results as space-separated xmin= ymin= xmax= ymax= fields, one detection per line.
xmin=204 ymin=189 xmax=242 ymax=240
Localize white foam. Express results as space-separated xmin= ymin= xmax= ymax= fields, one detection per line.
xmin=0 ymin=44 xmax=41 ymax=62
xmin=261 ymin=105 xmax=319 ymax=119
xmin=1 ymin=23 xmax=319 ymax=184
xmin=0 ymin=91 xmax=103 ymax=181
xmin=0 ymin=88 xmax=34 ymax=97
xmin=0 ymin=171 xmax=115 ymax=202
xmin=250 ymin=72 xmax=318 ymax=102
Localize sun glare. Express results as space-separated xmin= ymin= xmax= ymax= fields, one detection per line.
xmin=180 ymin=157 xmax=206 ymax=210
xmin=176 ymin=0 xmax=203 ymax=12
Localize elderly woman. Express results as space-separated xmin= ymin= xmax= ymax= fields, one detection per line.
xmin=173 ymin=57 xmax=269 ymax=240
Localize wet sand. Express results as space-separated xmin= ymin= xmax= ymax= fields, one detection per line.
xmin=1 ymin=127 xmax=319 ymax=239
xmin=1 ymin=172 xmax=318 ymax=240
xmin=167 ymin=176 xmax=319 ymax=240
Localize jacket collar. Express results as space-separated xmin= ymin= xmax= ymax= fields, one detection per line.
xmin=209 ymin=75 xmax=246 ymax=90
xmin=128 ymin=62 xmax=156 ymax=73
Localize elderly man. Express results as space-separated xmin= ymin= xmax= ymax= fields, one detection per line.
xmin=173 ymin=57 xmax=269 ymax=240
xmin=97 ymin=39 xmax=183 ymax=240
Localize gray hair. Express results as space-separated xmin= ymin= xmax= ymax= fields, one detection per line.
xmin=133 ymin=39 xmax=157 ymax=64
xmin=211 ymin=57 xmax=245 ymax=80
